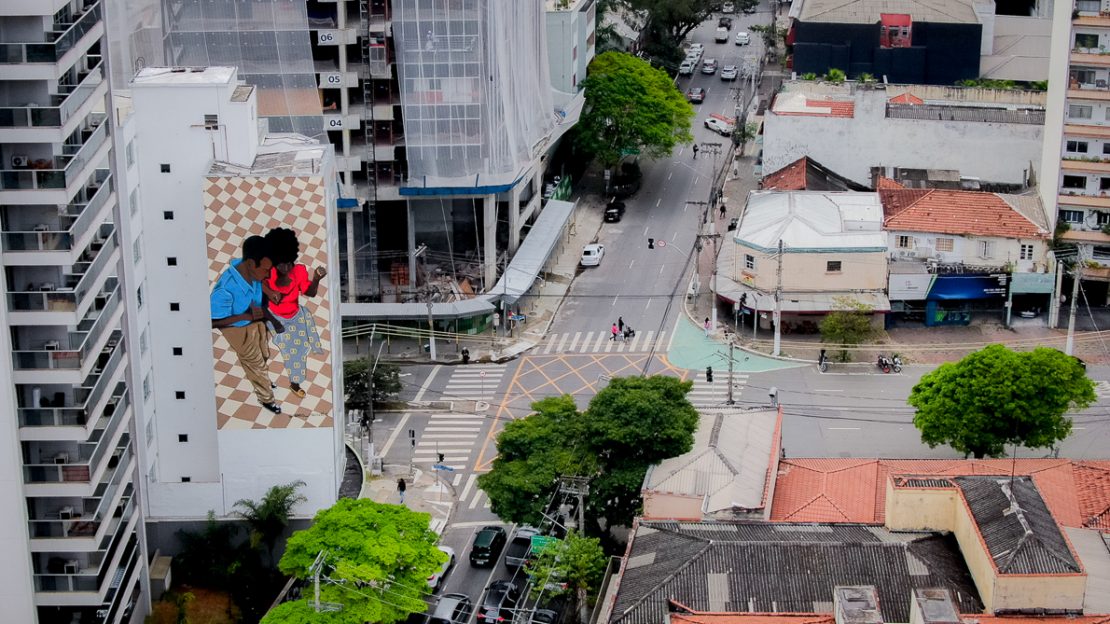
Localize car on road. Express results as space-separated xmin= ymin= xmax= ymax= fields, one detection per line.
xmin=714 ymin=27 xmax=729 ymax=42
xmin=604 ymin=201 xmax=626 ymax=222
xmin=580 ymin=243 xmax=605 ymax=267
xmin=701 ymin=58 xmax=718 ymax=74
xmin=428 ymin=593 xmax=473 ymax=624
xmin=427 ymin=545 xmax=455 ymax=592
xmin=688 ymin=43 xmax=704 ymax=56
xmin=679 ymin=59 xmax=696 ymax=75
xmin=469 ymin=525 xmax=507 ymax=567
xmin=705 ymin=113 xmax=736 ymax=136
xmin=686 ymin=86 xmax=706 ymax=103
xmin=722 ymin=2 xmax=735 ymax=12
xmin=735 ymin=31 xmax=750 ymax=45
xmin=718 ymin=16 xmax=733 ymax=29
xmin=505 ymin=526 xmax=540 ymax=569
xmin=743 ymin=4 xmax=757 ymax=13
xmin=479 ymin=580 xmax=521 ymax=624
xmin=720 ymin=65 xmax=738 ymax=81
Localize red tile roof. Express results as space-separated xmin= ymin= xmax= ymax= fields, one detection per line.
xmin=770 ymin=458 xmax=1110 ymax=529
xmin=889 ymin=92 xmax=924 ymax=105
xmin=775 ymin=97 xmax=855 ymax=118
xmin=671 ymin=610 xmax=1110 ymax=624
xmin=874 ymin=176 xmax=905 ymax=189
xmin=761 ymin=157 xmax=809 ymax=190
xmin=879 ymin=189 xmax=1049 ymax=239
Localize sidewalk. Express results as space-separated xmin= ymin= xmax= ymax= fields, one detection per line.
xmin=361 ymin=464 xmax=455 ymax=534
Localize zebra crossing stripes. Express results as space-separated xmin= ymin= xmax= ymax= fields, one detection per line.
xmin=443 ymin=364 xmax=506 ymax=401
xmin=459 ymin=474 xmax=493 ymax=510
xmin=412 ymin=412 xmax=485 ymax=465
xmin=539 ymin=330 xmax=667 ymax=355
xmin=686 ymin=371 xmax=749 ymax=409
xmin=1095 ymin=380 xmax=1110 ymax=399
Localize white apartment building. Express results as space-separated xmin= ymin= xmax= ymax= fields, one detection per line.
xmin=0 ymin=1 xmax=147 ymax=622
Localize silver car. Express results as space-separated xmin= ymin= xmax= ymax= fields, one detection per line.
xmin=701 ymin=59 xmax=718 ymax=74
xmin=720 ymin=65 xmax=738 ymax=81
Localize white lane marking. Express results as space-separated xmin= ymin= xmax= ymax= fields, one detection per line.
xmin=459 ymin=474 xmax=477 ymax=501
xmin=659 ymin=265 xmax=665 ymax=275
xmin=413 ymin=366 xmax=442 ymax=402
xmin=427 ymin=414 xmax=488 ymax=420
xmin=425 ymin=427 xmax=482 ymax=432
xmin=542 ymin=336 xmax=555 ymax=355
xmin=695 ymin=176 xmax=700 ymax=186
xmin=555 ymin=333 xmax=570 ymax=353
xmin=604 ymin=336 xmax=615 ymax=353
xmin=379 ymin=412 xmax=411 ymax=457
xmin=452 ymin=473 xmax=463 ymax=486
xmin=567 ymin=332 xmax=581 ymax=352
xmin=645 ymin=297 xmax=652 ymax=312
xmin=673 ymin=231 xmax=679 ymax=242
xmin=656 ymin=198 xmax=662 ymax=207
xmin=612 ymin=295 xmax=619 ymax=307
xmin=629 ymin=330 xmax=644 ymax=351
xmin=666 ymin=314 xmax=682 ymax=352
xmin=814 ymin=389 xmax=844 ymax=392
xmin=419 ymin=434 xmax=479 ymax=441
xmin=629 ymin=260 xmax=635 ymax=269
xmin=578 ymin=332 xmax=595 ymax=353
xmin=468 ymin=489 xmax=484 ymax=510
xmin=828 ymin=427 xmax=862 ymax=430
xmin=668 ymin=171 xmax=673 ymax=180
xmin=684 ymin=203 xmax=688 ymax=212
xmin=592 ymin=332 xmax=607 ymax=352
xmin=643 ymin=225 xmax=649 ymax=236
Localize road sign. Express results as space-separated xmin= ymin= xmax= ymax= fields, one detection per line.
xmin=657 ymin=239 xmax=666 ymax=248
xmin=531 ymin=535 xmax=559 ymax=554
xmin=433 ymin=463 xmax=454 ymax=472
xmin=509 ymin=314 xmax=526 ymax=322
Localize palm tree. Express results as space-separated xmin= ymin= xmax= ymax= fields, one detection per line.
xmin=233 ymin=480 xmax=307 ymax=567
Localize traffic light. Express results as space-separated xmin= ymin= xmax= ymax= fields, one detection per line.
xmin=648 ymin=238 xmax=655 ymax=249
xmin=706 ymin=366 xmax=714 ymax=382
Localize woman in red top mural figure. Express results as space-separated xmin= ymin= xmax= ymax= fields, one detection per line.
xmin=263 ymin=228 xmax=326 ymax=398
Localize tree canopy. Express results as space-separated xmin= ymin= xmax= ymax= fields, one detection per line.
xmin=344 ymin=354 xmax=402 ymax=412
xmin=233 ymin=480 xmax=307 ymax=567
xmin=576 ymin=52 xmax=694 ymax=168
xmin=262 ymin=499 xmax=445 ymax=624
xmin=526 ymin=532 xmax=608 ymax=624
xmin=479 ymin=376 xmax=698 ymax=530
xmin=908 ymin=345 xmax=1095 ymax=458
xmin=819 ymin=297 xmax=875 ymax=362
xmin=623 ymin=0 xmax=726 ymax=47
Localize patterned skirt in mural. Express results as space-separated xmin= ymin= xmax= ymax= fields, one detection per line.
xmin=272 ymin=305 xmax=324 ymax=386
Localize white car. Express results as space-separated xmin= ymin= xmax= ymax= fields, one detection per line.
xmin=679 ymin=59 xmax=696 ymax=75
xmin=705 ymin=115 xmax=736 ymax=136
xmin=735 ymin=31 xmax=751 ymax=45
xmin=714 ymin=27 xmax=729 ymax=43
xmin=720 ymin=65 xmax=739 ymax=80
xmin=722 ymin=2 xmax=736 ymax=12
xmin=701 ymin=58 xmax=718 ymax=75
xmin=428 ymin=545 xmax=456 ymax=592
xmin=687 ymin=43 xmax=704 ymax=57
xmin=581 ymin=243 xmax=605 ymax=267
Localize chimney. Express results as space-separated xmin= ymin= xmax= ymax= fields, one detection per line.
xmin=834 ymin=587 xmax=884 ymax=624
xmin=909 ymin=589 xmax=961 ymax=624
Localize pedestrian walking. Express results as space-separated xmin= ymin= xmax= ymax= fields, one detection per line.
xmin=692 ymin=144 xmax=699 ymax=159
xmin=610 ymin=323 xmax=619 ymax=341
xmin=704 ymin=317 xmax=711 ymax=336
xmin=624 ymin=326 xmax=634 ymax=340
xmin=397 ymin=478 xmax=406 ymax=503
xmin=618 ymin=316 xmax=624 ymax=332
xmin=719 ymin=204 xmax=726 ymax=219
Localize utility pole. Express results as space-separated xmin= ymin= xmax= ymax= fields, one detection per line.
xmin=413 ymin=244 xmax=437 ymax=360
xmin=1066 ymin=257 xmax=1082 ymax=355
xmin=1049 ymin=259 xmax=1063 ymax=328
xmin=773 ymin=239 xmax=783 ymax=357
xmin=727 ymin=340 xmax=736 ymax=405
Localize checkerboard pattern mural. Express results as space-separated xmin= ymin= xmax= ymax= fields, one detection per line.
xmin=204 ymin=176 xmax=334 ymax=430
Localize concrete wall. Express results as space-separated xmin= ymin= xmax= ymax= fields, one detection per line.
xmin=1037 ymin=0 xmax=1074 ymax=223
xmin=545 ymin=0 xmax=595 ymax=94
xmin=887 ymin=230 xmax=1051 ymax=273
xmin=993 ymin=574 xmax=1087 ymax=612
xmin=0 ymin=309 xmax=36 ymax=624
xmin=765 ymin=85 xmax=1045 ymax=187
xmin=884 ymin=482 xmax=958 ymax=531
xmin=641 ymin=491 xmax=703 ymax=521
xmin=738 ymin=245 xmax=888 ymax=292
xmin=980 ymin=16 xmax=1053 ymax=81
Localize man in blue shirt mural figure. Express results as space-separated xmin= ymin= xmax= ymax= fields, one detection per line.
xmin=210 ymin=235 xmax=284 ymax=414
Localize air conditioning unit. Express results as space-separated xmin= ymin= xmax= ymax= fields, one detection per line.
xmin=40 ymin=283 xmax=56 ymax=292
xmin=59 ymin=506 xmax=74 ymax=520
xmin=44 ymin=340 xmax=61 ymax=351
xmin=63 ymin=561 xmax=78 ymax=575
xmin=53 ymin=453 xmax=70 ymax=464
xmin=11 ymin=154 xmax=29 ymax=168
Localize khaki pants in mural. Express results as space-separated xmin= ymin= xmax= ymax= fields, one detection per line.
xmin=220 ymin=322 xmax=274 ymax=405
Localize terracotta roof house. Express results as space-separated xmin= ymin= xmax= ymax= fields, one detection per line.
xmin=760 ymin=157 xmax=870 ymax=192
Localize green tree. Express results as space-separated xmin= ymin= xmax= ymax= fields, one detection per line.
xmin=344 ymin=355 xmax=402 ymax=412
xmin=909 ymin=345 xmax=1095 ymax=458
xmin=480 ymin=376 xmax=698 ymax=530
xmin=262 ymin=499 xmax=445 ymax=624
xmin=233 ymin=480 xmax=307 ymax=567
xmin=526 ymin=532 xmax=608 ymax=624
xmin=576 ymin=52 xmax=694 ymax=169
xmin=818 ymin=297 xmax=875 ymax=362
xmin=624 ymin=0 xmax=725 ymax=47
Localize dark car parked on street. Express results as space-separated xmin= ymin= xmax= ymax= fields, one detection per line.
xmin=718 ymin=16 xmax=733 ymax=29
xmin=604 ymin=201 xmax=626 ymax=223
xmin=469 ymin=526 xmax=507 ymax=567
xmin=428 ymin=594 xmax=473 ymax=624
xmin=478 ymin=580 xmax=521 ymax=624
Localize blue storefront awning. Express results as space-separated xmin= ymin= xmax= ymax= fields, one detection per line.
xmin=926 ymin=274 xmax=1009 ymax=300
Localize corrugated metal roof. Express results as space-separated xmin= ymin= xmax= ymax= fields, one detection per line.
xmin=736 ymin=191 xmax=886 ymax=252
xmin=798 ymin=0 xmax=978 ymax=25
xmin=886 ymin=103 xmax=1045 ymax=124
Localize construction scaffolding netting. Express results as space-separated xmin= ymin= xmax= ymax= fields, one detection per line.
xmin=158 ymin=0 xmax=324 ymax=137
xmin=104 ymin=0 xmax=165 ymax=88
xmin=393 ymin=0 xmax=555 ymax=190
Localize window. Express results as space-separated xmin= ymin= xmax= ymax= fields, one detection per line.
xmin=143 ymin=374 xmax=152 ymax=400
xmin=139 ymin=328 xmax=148 ymax=355
xmin=132 ymin=237 xmax=142 ymax=264
xmin=896 ymin=235 xmax=913 ymax=249
xmin=178 ymin=434 xmax=189 ymax=442
xmin=181 ymin=477 xmax=191 ymax=483
xmin=129 ymin=187 xmax=139 ymax=216
xmin=1103 ymin=143 xmax=1110 ymax=156
xmin=160 ymin=163 xmax=171 ymax=173
xmin=204 ymin=114 xmax=218 ymax=129
xmin=1070 ymin=104 xmax=1093 ymax=119
xmin=978 ymin=240 xmax=994 ymax=258
xmin=172 ymin=347 xmax=183 ymax=356
xmin=935 ymin=238 xmax=954 ymax=252
xmin=1063 ymin=175 xmax=1087 ymax=190
xmin=167 ymin=257 xmax=177 ymax=266
xmin=1076 ymin=33 xmax=1100 ymax=48
xmin=125 ymin=140 xmax=135 ymax=168
xmin=1073 ymin=68 xmax=1097 ymax=84
xmin=744 ymin=254 xmax=755 ymax=270
xmin=169 ymin=302 xmax=180 ymax=311
xmin=1102 ymin=178 xmax=1110 ymax=191
xmin=175 ymin=391 xmax=186 ymax=400
xmin=136 ymin=284 xmax=144 ymax=309
xmin=1067 ymin=140 xmax=1090 ymax=154
xmin=1060 ymin=209 xmax=1084 ymax=223
xmin=826 ymin=260 xmax=842 ymax=272
xmin=163 ymin=211 xmax=174 ymax=220
xmin=1098 ymin=211 xmax=1110 ymax=225
xmin=1020 ymin=244 xmax=1034 ymax=260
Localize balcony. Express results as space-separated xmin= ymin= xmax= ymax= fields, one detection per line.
xmin=2 ymin=173 xmax=113 ymax=258
xmin=19 ymin=342 xmax=125 ymax=432
xmin=28 ymin=468 xmax=132 ymax=545
xmin=11 ymin=288 xmax=122 ymax=375
xmin=0 ymin=1 xmax=102 ymax=66
xmin=6 ymin=232 xmax=119 ymax=322
xmin=0 ymin=115 xmax=109 ymax=193
xmin=33 ymin=500 xmax=138 ymax=599
xmin=0 ymin=61 xmax=105 ymax=135
xmin=22 ymin=392 xmax=129 ymax=487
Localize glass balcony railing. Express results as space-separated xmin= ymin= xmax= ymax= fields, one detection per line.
xmin=7 ymin=232 xmax=117 ymax=313
xmin=0 ymin=117 xmax=108 ymax=191
xmin=34 ymin=500 xmax=137 ymax=595
xmin=0 ymin=62 xmax=104 ymax=129
xmin=11 ymin=285 xmax=121 ymax=372
xmin=0 ymin=2 xmax=102 ymax=65
xmin=27 ymin=465 xmax=132 ymax=540
xmin=2 ymin=175 xmax=112 ymax=252
xmin=22 ymin=404 xmax=128 ymax=485
xmin=19 ymin=342 xmax=124 ymax=428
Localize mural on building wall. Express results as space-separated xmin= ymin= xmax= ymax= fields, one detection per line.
xmin=204 ymin=176 xmax=334 ymax=430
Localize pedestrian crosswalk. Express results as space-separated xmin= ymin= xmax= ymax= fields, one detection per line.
xmin=443 ymin=364 xmax=506 ymax=401
xmin=686 ymin=370 xmax=749 ymax=409
xmin=537 ymin=330 xmax=668 ymax=355
xmin=1095 ymin=380 xmax=1110 ymax=399
xmin=412 ymin=412 xmax=486 ymax=465
xmin=457 ymin=473 xmax=493 ymax=510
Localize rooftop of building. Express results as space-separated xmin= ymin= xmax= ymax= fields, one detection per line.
xmin=796 ymin=0 xmax=979 ymax=24
xmin=735 ymin=191 xmax=886 ymax=253
xmin=208 ymin=133 xmax=330 ymax=177
xmin=760 ymin=157 xmax=870 ymax=192
xmin=773 ymin=82 xmax=1047 ymax=112
xmin=951 ymin=476 xmax=1082 ymax=576
xmin=769 ymin=458 xmax=1110 ymax=530
xmin=131 ymin=66 xmax=238 ymax=87
xmin=667 ymin=610 xmax=1110 ymax=624
xmin=609 ymin=521 xmax=982 ymax=624
xmin=879 ymin=189 xmax=1049 ymax=239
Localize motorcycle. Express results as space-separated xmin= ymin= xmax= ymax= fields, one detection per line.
xmin=891 ymin=354 xmax=903 ymax=374
xmin=817 ymin=349 xmax=829 ymax=373
xmin=876 ymin=354 xmax=892 ymax=374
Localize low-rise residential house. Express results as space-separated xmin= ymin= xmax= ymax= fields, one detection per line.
xmin=880 ymin=187 xmax=1053 ymax=326
xmin=759 ymin=156 xmax=870 ymax=192
xmin=716 ymin=191 xmax=890 ymax=334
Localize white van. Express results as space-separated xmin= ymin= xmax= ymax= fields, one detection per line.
xmin=714 ymin=27 xmax=729 ymax=43
xmin=735 ymin=31 xmax=751 ymax=45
